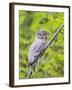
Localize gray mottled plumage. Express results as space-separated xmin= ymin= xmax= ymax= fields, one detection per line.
xmin=28 ymin=30 xmax=48 ymax=78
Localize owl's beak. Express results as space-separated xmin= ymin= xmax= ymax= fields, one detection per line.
xmin=43 ymin=35 xmax=47 ymax=39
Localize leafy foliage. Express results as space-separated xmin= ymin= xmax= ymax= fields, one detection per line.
xmin=19 ymin=10 xmax=64 ymax=79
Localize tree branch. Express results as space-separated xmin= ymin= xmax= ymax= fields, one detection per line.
xmin=27 ymin=23 xmax=64 ymax=78
xmin=44 ymin=23 xmax=64 ymax=50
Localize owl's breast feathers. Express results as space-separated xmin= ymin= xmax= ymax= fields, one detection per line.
xmin=28 ymin=39 xmax=47 ymax=66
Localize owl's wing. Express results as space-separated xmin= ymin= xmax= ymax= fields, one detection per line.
xmin=28 ymin=41 xmax=46 ymax=78
xmin=30 ymin=40 xmax=46 ymax=56
xmin=28 ymin=40 xmax=46 ymax=65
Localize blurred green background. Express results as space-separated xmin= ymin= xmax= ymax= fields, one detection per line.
xmin=19 ymin=10 xmax=64 ymax=79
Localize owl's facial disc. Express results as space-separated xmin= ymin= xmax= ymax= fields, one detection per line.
xmin=37 ymin=30 xmax=48 ymax=39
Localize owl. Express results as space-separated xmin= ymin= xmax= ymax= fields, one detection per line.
xmin=28 ymin=30 xmax=48 ymax=78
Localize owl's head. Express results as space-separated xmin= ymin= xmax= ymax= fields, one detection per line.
xmin=36 ymin=30 xmax=49 ymax=40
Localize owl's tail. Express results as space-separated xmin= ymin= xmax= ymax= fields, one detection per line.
xmin=27 ymin=66 xmax=32 ymax=79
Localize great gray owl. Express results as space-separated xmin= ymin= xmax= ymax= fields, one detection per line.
xmin=28 ymin=30 xmax=48 ymax=78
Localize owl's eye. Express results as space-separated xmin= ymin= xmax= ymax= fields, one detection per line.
xmin=43 ymin=33 xmax=46 ymax=35
xmin=39 ymin=33 xmax=41 ymax=36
